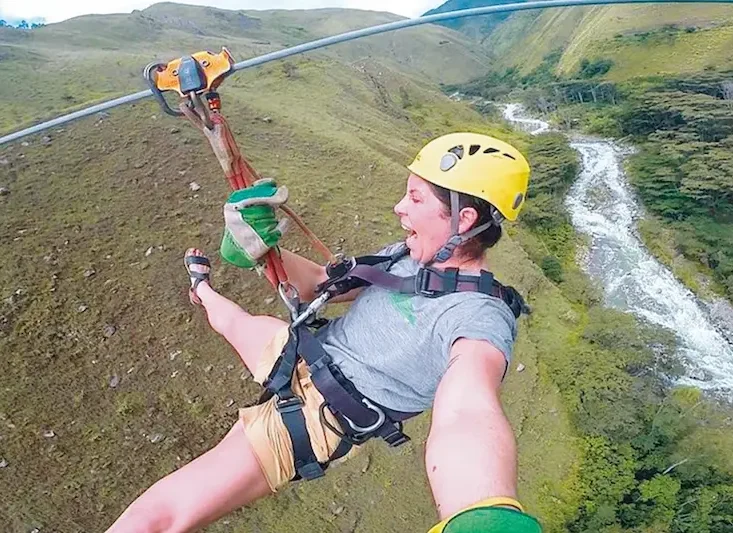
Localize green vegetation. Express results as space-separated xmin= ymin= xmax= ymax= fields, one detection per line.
xmin=578 ymin=58 xmax=614 ymax=79
xmin=452 ymin=58 xmax=733 ymax=300
xmin=423 ymin=0 xmax=527 ymax=40
xmin=514 ymin=133 xmax=733 ymax=533
xmin=469 ymin=4 xmax=733 ymax=80
xmin=440 ymin=3 xmax=733 ymax=531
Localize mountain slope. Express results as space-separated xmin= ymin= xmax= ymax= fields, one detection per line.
xmin=0 ymin=2 xmax=493 ymax=134
xmin=0 ymin=3 xmax=585 ymax=532
xmin=429 ymin=0 xmax=733 ymax=79
xmin=423 ymin=0 xmax=525 ymax=42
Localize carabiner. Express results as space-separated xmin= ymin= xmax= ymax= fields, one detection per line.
xmin=278 ymin=282 xmax=300 ymax=321
xmin=344 ymin=398 xmax=386 ymax=434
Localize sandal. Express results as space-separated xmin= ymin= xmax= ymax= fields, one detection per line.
xmin=184 ymin=248 xmax=211 ymax=306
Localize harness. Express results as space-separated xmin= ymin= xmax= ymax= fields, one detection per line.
xmin=262 ymin=244 xmax=530 ymax=481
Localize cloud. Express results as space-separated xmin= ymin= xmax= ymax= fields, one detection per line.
xmin=0 ymin=1 xmax=442 ymax=24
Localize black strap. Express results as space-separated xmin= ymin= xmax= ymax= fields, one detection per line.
xmin=265 ymin=330 xmax=325 ymax=481
xmin=276 ymin=392 xmax=325 ymax=480
xmin=316 ymin=245 xmax=410 ymax=295
xmin=297 ymin=328 xmax=416 ymax=437
xmin=325 ymin=258 xmax=527 ymax=319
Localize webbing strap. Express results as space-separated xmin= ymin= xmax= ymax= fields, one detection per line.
xmin=298 ymin=328 xmax=416 ymax=427
xmin=180 ymin=103 xmax=333 ymax=290
xmin=277 ymin=393 xmax=325 ymax=480
xmin=266 ymin=330 xmax=325 ymax=480
xmin=265 ymin=331 xmax=299 ymax=393
xmin=327 ymin=257 xmax=526 ymax=318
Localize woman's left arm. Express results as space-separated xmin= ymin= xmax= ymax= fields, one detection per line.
xmin=424 ymin=338 xmax=518 ymax=520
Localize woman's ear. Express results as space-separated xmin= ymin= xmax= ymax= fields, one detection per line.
xmin=458 ymin=207 xmax=479 ymax=234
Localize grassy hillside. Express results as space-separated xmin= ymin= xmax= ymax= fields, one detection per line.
xmin=423 ymin=0 xmax=525 ymax=42
xmin=0 ymin=2 xmax=492 ymax=134
xmin=0 ymin=4 xmax=594 ymax=532
xmin=437 ymin=2 xmax=733 ymax=80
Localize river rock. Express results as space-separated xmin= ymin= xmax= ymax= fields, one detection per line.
xmin=688 ymin=367 xmax=713 ymax=382
xmin=516 ymin=363 xmax=526 ymax=373
xmin=109 ymin=375 xmax=120 ymax=388
xmin=103 ymin=324 xmax=117 ymax=338
xmin=149 ymin=433 xmax=164 ymax=444
xmin=189 ymin=182 xmax=201 ymax=192
xmin=0 ymin=187 xmax=9 ymax=196
xmin=0 ymin=458 xmax=8 ymax=468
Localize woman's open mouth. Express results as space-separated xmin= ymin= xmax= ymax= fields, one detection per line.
xmin=402 ymin=224 xmax=417 ymax=245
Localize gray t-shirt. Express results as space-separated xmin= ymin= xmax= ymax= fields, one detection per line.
xmin=315 ymin=243 xmax=518 ymax=413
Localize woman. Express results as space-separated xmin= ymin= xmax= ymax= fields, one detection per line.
xmin=106 ymin=133 xmax=543 ymax=533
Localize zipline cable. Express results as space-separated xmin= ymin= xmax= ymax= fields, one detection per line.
xmin=2 ymin=0 xmax=732 ymax=146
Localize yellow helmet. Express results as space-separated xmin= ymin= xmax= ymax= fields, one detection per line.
xmin=407 ymin=132 xmax=530 ymax=221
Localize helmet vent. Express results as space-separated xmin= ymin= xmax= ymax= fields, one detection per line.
xmin=469 ymin=144 xmax=481 ymax=156
xmin=483 ymin=147 xmax=500 ymax=154
xmin=503 ymin=153 xmax=517 ymax=160
xmin=448 ymin=145 xmax=464 ymax=159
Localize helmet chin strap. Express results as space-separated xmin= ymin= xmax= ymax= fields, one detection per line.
xmin=425 ymin=191 xmax=504 ymax=266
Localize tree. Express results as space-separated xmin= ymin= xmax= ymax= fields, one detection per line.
xmin=680 ymin=149 xmax=733 ymax=216
xmin=722 ymin=80 xmax=733 ymax=109
xmin=17 ymin=20 xmax=29 ymax=29
xmin=637 ymin=474 xmax=681 ymax=527
xmin=0 ymin=20 xmax=7 ymax=27
xmin=541 ymin=255 xmax=564 ymax=282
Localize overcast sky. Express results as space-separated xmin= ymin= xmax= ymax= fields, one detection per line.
xmin=0 ymin=0 xmax=443 ymax=24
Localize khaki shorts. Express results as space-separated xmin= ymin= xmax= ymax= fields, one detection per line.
xmin=239 ymin=326 xmax=358 ymax=492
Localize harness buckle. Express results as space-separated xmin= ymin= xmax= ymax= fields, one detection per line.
xmin=415 ymin=268 xmax=439 ymax=298
xmin=276 ymin=395 xmax=305 ymax=414
xmin=383 ymin=429 xmax=411 ymax=448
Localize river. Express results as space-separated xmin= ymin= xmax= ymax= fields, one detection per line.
xmin=503 ymin=103 xmax=733 ymax=395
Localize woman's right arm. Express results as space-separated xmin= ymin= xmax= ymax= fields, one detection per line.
xmin=277 ymin=249 xmax=328 ymax=302
xmin=274 ymin=249 xmax=364 ymax=304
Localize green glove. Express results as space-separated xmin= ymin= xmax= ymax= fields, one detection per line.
xmin=220 ymin=178 xmax=289 ymax=269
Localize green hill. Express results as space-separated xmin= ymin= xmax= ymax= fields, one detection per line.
xmin=0 ymin=4 xmax=585 ymax=532
xmin=0 ymin=3 xmax=493 ymax=134
xmin=429 ymin=0 xmax=733 ymax=79
xmin=423 ymin=0 xmax=526 ymax=42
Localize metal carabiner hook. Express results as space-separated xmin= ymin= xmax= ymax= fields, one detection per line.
xmin=344 ymin=398 xmax=386 ymax=434
xmin=278 ymin=282 xmax=300 ymax=321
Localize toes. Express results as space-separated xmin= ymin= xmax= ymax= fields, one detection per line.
xmin=185 ymin=249 xmax=210 ymax=275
